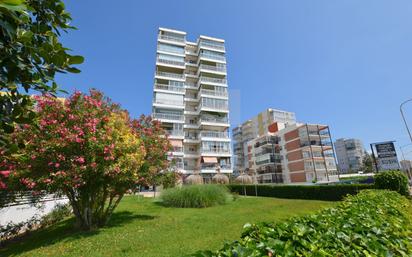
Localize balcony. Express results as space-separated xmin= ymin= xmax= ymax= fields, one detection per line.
xmin=200 ymin=131 xmax=229 ymax=139
xmin=158 ymin=34 xmax=185 ymax=44
xmin=201 ymin=149 xmax=231 ymax=155
xmin=201 ymin=164 xmax=231 ymax=170
xmin=200 ymin=89 xmax=228 ymax=97
xmin=199 ymin=76 xmax=227 ymax=85
xmin=200 ymin=101 xmax=228 ymax=111
xmin=154 ymin=84 xmax=185 ymax=93
xmin=157 ymin=45 xmax=185 ymax=55
xmin=185 ymin=83 xmax=198 ymax=89
xmin=165 ymin=129 xmax=184 ymax=137
xmin=156 ymin=58 xmax=185 ymax=67
xmin=199 ymin=52 xmax=226 ymax=62
xmin=199 ymin=41 xmax=225 ymax=51
xmin=200 ymin=116 xmax=229 ymax=124
xmin=155 ymin=71 xmax=185 ymax=80
xmin=152 ymin=113 xmax=184 ymax=121
xmin=199 ymin=64 xmax=226 ymax=73
xmin=153 ymin=99 xmax=184 ymax=107
xmin=184 ymin=70 xmax=198 ymax=77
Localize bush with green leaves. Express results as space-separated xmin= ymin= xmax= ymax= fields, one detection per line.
xmin=160 ymin=185 xmax=230 ymax=208
xmin=374 ymin=170 xmax=410 ymax=196
xmin=192 ymin=190 xmax=412 ymax=257
xmin=227 ymin=184 xmax=373 ymax=201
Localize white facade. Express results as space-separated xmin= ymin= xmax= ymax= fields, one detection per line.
xmin=334 ymin=138 xmax=365 ymax=173
xmin=233 ymin=108 xmax=296 ymax=173
xmin=152 ymin=28 xmax=232 ymax=180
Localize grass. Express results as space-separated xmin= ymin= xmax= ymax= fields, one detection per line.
xmin=1 ymin=196 xmax=334 ymax=257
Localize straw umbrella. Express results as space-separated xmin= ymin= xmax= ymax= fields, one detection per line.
xmin=212 ymin=165 xmax=229 ymax=184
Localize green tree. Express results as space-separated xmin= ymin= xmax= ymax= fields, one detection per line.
xmin=1 ymin=91 xmax=145 ymax=230
xmin=0 ymin=0 xmax=83 ymax=145
xmin=361 ymin=152 xmax=374 ymax=173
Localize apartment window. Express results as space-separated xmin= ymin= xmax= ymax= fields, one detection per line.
xmin=158 ymin=43 xmax=185 ymax=54
xmin=302 ymin=151 xmax=311 ymax=158
xmin=157 ymin=53 xmax=184 ymax=63
xmin=201 ymin=97 xmax=228 ymax=109
xmin=315 ymin=161 xmax=326 ymax=170
xmin=202 ymin=141 xmax=230 ymax=153
xmin=154 ymin=92 xmax=183 ymax=105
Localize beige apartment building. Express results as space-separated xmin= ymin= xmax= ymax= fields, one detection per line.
xmin=233 ymin=108 xmax=296 ymax=173
xmin=151 ymin=28 xmax=231 ymax=181
xmin=247 ymin=122 xmax=339 ymax=184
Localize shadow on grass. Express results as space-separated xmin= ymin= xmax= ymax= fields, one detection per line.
xmin=0 ymin=211 xmax=156 ymax=256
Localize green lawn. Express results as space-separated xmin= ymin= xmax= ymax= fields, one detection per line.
xmin=1 ymin=196 xmax=334 ymax=257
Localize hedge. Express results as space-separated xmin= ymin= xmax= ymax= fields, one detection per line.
xmin=191 ymin=190 xmax=412 ymax=257
xmin=227 ymin=184 xmax=374 ymax=201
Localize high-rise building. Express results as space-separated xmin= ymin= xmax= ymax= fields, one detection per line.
xmin=232 ymin=108 xmax=296 ymax=173
xmin=334 ymin=138 xmax=365 ymax=173
xmin=152 ymin=28 xmax=231 ymax=182
xmin=247 ymin=122 xmax=339 ymax=184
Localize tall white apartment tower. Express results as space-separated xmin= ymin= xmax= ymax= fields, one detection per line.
xmin=152 ymin=28 xmax=232 ymax=182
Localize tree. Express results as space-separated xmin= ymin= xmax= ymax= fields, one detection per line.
xmin=0 ymin=0 xmax=83 ymax=144
xmin=0 ymin=90 xmax=145 ymax=230
xmin=131 ymin=115 xmax=172 ymax=195
xmin=361 ymin=152 xmax=374 ymax=173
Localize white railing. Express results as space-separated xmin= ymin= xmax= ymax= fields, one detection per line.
xmin=200 ymin=116 xmax=229 ymax=124
xmin=199 ymin=64 xmax=226 ymax=72
xmin=200 ymin=89 xmax=228 ymax=97
xmin=155 ymin=71 xmax=184 ymax=80
xmin=185 ymin=83 xmax=198 ymax=89
xmin=165 ymin=130 xmax=184 ymax=136
xmin=200 ymin=131 xmax=229 ymax=138
xmin=154 ymin=84 xmax=185 ymax=92
xmin=184 ymin=150 xmax=199 ymax=155
xmin=156 ymin=58 xmax=185 ymax=66
xmin=200 ymin=52 xmax=226 ymax=61
xmin=184 ymin=71 xmax=197 ymax=76
xmin=152 ymin=113 xmax=184 ymax=121
xmin=199 ymin=41 xmax=225 ymax=51
xmin=201 ymin=149 xmax=231 ymax=154
xmin=157 ymin=45 xmax=185 ymax=54
xmin=154 ymin=99 xmax=184 ymax=106
xmin=158 ymin=34 xmax=185 ymax=43
xmin=199 ymin=76 xmax=227 ymax=85
xmin=200 ymin=101 xmax=228 ymax=110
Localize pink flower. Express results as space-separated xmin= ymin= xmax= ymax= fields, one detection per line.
xmin=0 ymin=181 xmax=7 ymax=189
xmin=55 ymin=163 xmax=60 ymax=168
xmin=90 ymin=162 xmax=97 ymax=168
xmin=43 ymin=178 xmax=52 ymax=184
xmin=76 ymin=157 xmax=85 ymax=164
xmin=0 ymin=171 xmax=11 ymax=178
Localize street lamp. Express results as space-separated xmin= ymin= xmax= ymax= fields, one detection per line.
xmin=400 ymin=98 xmax=412 ymax=144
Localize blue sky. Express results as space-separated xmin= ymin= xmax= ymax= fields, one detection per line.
xmin=58 ymin=0 xmax=412 ymax=158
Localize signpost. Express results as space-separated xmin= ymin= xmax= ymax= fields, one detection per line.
xmin=370 ymin=141 xmax=400 ymax=171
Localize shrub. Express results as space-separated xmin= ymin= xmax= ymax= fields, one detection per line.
xmin=160 ymin=185 xmax=230 ymax=208
xmin=227 ymin=184 xmax=373 ymax=201
xmin=192 ymin=190 xmax=412 ymax=256
xmin=374 ymin=170 xmax=410 ymax=196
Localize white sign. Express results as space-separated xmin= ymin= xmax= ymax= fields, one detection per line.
xmin=375 ymin=142 xmax=400 ymax=170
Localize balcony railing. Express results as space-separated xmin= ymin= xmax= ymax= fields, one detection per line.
xmin=184 ymin=70 xmax=197 ymax=76
xmin=184 ymin=150 xmax=199 ymax=155
xmin=172 ymin=147 xmax=183 ymax=153
xmin=199 ymin=41 xmax=225 ymax=51
xmin=156 ymin=58 xmax=185 ymax=67
xmin=201 ymin=164 xmax=231 ymax=170
xmin=154 ymin=84 xmax=185 ymax=93
xmin=200 ymin=101 xmax=228 ymax=110
xmin=200 ymin=131 xmax=229 ymax=139
xmin=158 ymin=34 xmax=185 ymax=43
xmin=155 ymin=71 xmax=184 ymax=80
xmin=199 ymin=52 xmax=226 ymax=61
xmin=200 ymin=116 xmax=229 ymax=124
xmin=157 ymin=45 xmax=185 ymax=55
xmin=185 ymin=83 xmax=198 ymax=89
xmin=199 ymin=76 xmax=227 ymax=85
xmin=152 ymin=113 xmax=184 ymax=121
xmin=165 ymin=130 xmax=184 ymax=137
xmin=201 ymin=149 xmax=231 ymax=154
xmin=199 ymin=64 xmax=226 ymax=73
xmin=200 ymin=89 xmax=228 ymax=97
xmin=153 ymin=99 xmax=184 ymax=106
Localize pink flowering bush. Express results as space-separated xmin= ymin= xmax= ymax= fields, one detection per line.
xmin=0 ymin=90 xmax=147 ymax=230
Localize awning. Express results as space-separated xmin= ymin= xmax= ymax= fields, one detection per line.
xmin=170 ymin=140 xmax=183 ymax=147
xmin=203 ymin=157 xmax=218 ymax=163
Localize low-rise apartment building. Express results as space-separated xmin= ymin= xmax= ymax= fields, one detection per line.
xmin=248 ymin=122 xmax=339 ymax=184
xmin=232 ymin=108 xmax=296 ymax=173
